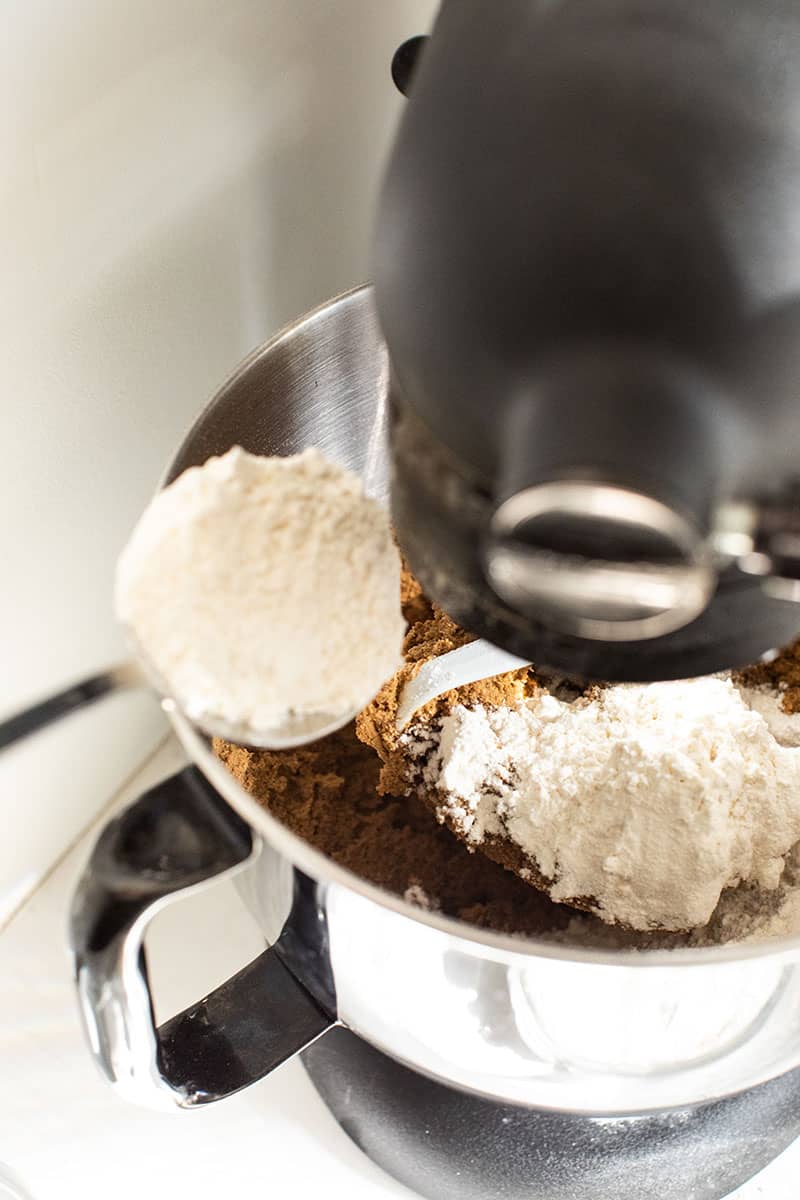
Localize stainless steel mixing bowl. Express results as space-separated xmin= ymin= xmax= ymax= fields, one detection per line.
xmin=68 ymin=289 xmax=800 ymax=1198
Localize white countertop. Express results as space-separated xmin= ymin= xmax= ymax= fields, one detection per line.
xmin=0 ymin=738 xmax=798 ymax=1200
xmin=0 ymin=739 xmax=411 ymax=1200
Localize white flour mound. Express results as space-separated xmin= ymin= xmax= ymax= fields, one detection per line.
xmin=116 ymin=446 xmax=404 ymax=735
xmin=405 ymin=677 xmax=800 ymax=932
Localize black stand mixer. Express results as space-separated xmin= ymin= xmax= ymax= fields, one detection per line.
xmin=302 ymin=1026 xmax=800 ymax=1200
xmin=377 ymin=0 xmax=800 ymax=682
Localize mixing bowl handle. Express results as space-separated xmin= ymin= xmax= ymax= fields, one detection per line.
xmin=69 ymin=766 xmax=336 ymax=1110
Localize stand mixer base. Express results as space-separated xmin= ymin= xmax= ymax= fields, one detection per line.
xmin=302 ymin=1028 xmax=800 ymax=1200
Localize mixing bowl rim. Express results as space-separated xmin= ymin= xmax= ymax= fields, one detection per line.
xmin=164 ymin=284 xmax=800 ymax=971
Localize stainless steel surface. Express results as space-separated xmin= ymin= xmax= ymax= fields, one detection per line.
xmin=127 ymin=616 xmax=373 ymax=748
xmin=70 ymin=765 xmax=337 ymax=1110
xmin=73 ymin=287 xmax=800 ymax=1120
xmin=394 ymin=639 xmax=530 ymax=731
xmin=487 ymin=483 xmax=715 ymax=641
xmin=147 ymin=650 xmax=368 ymax=749
xmin=0 ymin=637 xmax=364 ymax=753
xmin=185 ymin=704 xmax=370 ymax=749
xmin=70 ymin=766 xmax=259 ymax=1110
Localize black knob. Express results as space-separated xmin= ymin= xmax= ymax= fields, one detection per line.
xmin=391 ymin=36 xmax=427 ymax=97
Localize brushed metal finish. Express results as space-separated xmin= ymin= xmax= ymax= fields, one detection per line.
xmin=72 ymin=287 xmax=800 ymax=1119
xmin=70 ymin=766 xmax=336 ymax=1110
xmin=487 ymin=483 xmax=715 ymax=641
xmin=167 ymin=288 xmax=800 ymax=1112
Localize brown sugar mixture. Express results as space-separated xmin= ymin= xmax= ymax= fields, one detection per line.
xmin=215 ymin=562 xmax=576 ymax=936
xmin=735 ymin=642 xmax=800 ymax=715
xmin=215 ymin=561 xmax=800 ymax=944
xmin=354 ymin=588 xmax=601 ymax=908
xmin=215 ymin=722 xmax=573 ymax=936
xmin=355 ymin=603 xmax=545 ymax=797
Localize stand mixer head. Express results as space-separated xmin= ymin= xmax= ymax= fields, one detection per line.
xmin=375 ymin=0 xmax=800 ymax=681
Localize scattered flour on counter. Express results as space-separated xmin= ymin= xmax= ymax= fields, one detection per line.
xmin=404 ymin=677 xmax=800 ymax=933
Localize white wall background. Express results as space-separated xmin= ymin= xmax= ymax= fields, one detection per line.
xmin=0 ymin=0 xmax=436 ymax=923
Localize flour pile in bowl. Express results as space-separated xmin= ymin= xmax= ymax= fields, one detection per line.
xmin=398 ymin=676 xmax=800 ymax=932
xmin=217 ymin=565 xmax=800 ymax=948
